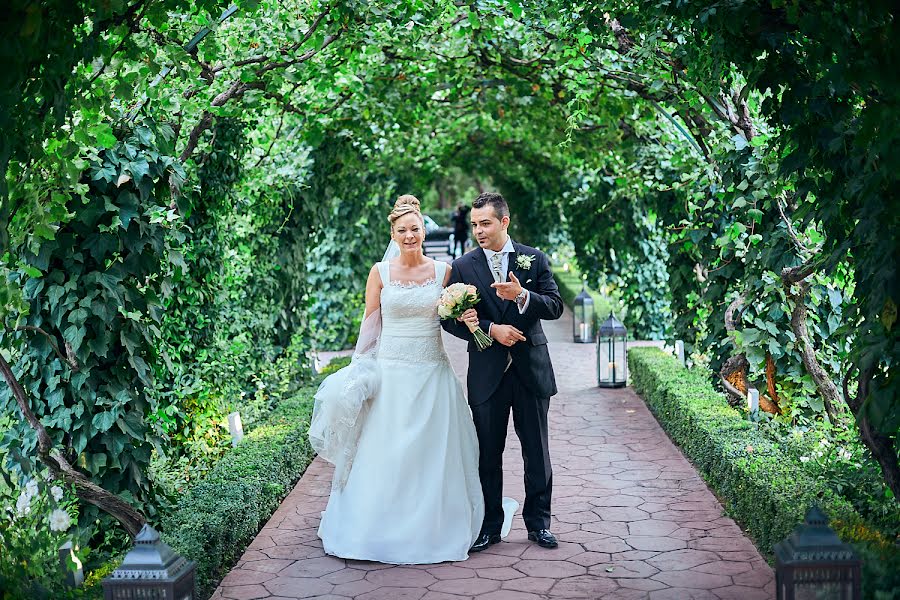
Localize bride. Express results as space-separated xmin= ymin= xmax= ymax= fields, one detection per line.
xmin=310 ymin=195 xmax=484 ymax=563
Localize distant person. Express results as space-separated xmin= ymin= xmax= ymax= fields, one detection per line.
xmin=452 ymin=204 xmax=470 ymax=258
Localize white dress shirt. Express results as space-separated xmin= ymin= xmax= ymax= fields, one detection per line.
xmin=483 ymin=236 xmax=530 ymax=319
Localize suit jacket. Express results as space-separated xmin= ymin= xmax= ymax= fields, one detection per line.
xmin=441 ymin=241 xmax=564 ymax=405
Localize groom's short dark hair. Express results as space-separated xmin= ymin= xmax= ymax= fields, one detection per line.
xmin=472 ymin=192 xmax=509 ymax=220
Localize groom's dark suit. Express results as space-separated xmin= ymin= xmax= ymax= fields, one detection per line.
xmin=441 ymin=241 xmax=563 ymax=535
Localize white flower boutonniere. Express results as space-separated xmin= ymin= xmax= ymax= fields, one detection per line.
xmin=516 ymin=254 xmax=536 ymax=270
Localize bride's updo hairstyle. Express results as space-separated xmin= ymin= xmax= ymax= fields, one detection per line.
xmin=388 ymin=194 xmax=424 ymax=229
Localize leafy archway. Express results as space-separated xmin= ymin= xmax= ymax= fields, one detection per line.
xmin=1 ymin=0 xmax=897 ymax=581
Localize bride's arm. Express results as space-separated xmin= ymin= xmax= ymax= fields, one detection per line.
xmin=442 ymin=263 xmax=453 ymax=287
xmin=364 ymin=265 xmax=382 ymax=318
xmin=439 ymin=264 xmax=476 ymax=341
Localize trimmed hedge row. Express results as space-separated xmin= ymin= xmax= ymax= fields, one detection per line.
xmin=160 ymin=382 xmax=319 ymax=598
xmin=627 ymin=347 xmax=864 ymax=550
xmin=628 ymin=347 xmax=900 ymax=598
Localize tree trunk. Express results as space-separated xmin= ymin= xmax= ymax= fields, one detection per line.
xmin=785 ymin=279 xmax=840 ymax=421
xmin=845 ymin=367 xmax=900 ymax=501
xmin=720 ymin=292 xmax=749 ymax=404
xmin=0 ymin=353 xmax=147 ymax=537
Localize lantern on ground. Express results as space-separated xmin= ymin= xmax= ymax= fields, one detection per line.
xmin=774 ymin=505 xmax=861 ymax=600
xmin=573 ymin=283 xmax=594 ymax=343
xmin=597 ymin=313 xmax=627 ymax=388
xmin=102 ymin=524 xmax=196 ymax=600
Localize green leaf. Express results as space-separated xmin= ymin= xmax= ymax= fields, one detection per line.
xmin=63 ymin=324 xmax=87 ymax=353
xmin=91 ymin=123 xmax=118 ymax=149
xmin=22 ymin=265 xmax=42 ymax=278
xmin=92 ymin=411 xmax=117 ymax=433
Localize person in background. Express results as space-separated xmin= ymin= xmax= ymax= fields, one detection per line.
xmin=452 ymin=204 xmax=470 ymax=258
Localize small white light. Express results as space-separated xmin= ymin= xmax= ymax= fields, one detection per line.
xmin=674 ymin=340 xmax=685 ymax=366
xmin=59 ymin=541 xmax=84 ymax=588
xmin=228 ymin=412 xmax=244 ymax=446
xmin=747 ymin=388 xmax=759 ymax=414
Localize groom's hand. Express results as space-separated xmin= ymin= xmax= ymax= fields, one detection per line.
xmin=491 ymin=272 xmax=524 ymax=301
xmin=491 ymin=324 xmax=526 ymax=347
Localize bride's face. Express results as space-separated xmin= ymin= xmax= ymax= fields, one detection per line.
xmin=392 ymin=213 xmax=425 ymax=254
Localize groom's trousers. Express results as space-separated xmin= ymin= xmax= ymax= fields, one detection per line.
xmin=471 ymin=362 xmax=553 ymax=535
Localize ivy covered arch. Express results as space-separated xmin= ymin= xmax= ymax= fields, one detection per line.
xmin=1 ymin=0 xmax=897 ymax=576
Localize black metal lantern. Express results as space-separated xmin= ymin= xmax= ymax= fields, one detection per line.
xmin=102 ymin=524 xmax=196 ymax=600
xmin=774 ymin=505 xmax=861 ymax=600
xmin=573 ymin=283 xmax=595 ymax=343
xmin=597 ymin=313 xmax=627 ymax=388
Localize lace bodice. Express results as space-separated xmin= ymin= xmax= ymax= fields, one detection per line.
xmin=376 ymin=261 xmax=449 ymax=365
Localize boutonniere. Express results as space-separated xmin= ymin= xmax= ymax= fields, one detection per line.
xmin=516 ymin=254 xmax=536 ymax=270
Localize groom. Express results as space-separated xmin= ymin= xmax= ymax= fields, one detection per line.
xmin=441 ymin=192 xmax=564 ymax=551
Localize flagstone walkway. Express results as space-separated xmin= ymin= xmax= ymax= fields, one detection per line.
xmin=212 ymin=311 xmax=774 ymax=600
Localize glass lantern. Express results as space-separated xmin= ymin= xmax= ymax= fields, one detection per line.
xmin=774 ymin=505 xmax=861 ymax=600
xmin=597 ymin=313 xmax=627 ymax=388
xmin=103 ymin=524 xmax=196 ymax=600
xmin=573 ymin=283 xmax=594 ymax=343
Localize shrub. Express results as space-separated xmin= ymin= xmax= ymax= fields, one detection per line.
xmin=319 ymin=355 xmax=352 ymax=376
xmin=160 ymin=382 xmax=318 ymax=598
xmin=628 ymin=347 xmax=899 ymax=598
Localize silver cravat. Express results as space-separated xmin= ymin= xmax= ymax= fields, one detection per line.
xmin=488 ymin=252 xmax=513 ymax=372
xmin=490 ymin=252 xmax=504 ymax=283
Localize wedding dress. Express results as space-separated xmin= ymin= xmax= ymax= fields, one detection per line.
xmin=315 ymin=260 xmax=484 ymax=563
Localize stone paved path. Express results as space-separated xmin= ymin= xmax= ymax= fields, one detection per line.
xmin=212 ymin=310 xmax=774 ymax=600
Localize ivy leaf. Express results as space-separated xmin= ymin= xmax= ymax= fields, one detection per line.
xmin=92 ymin=411 xmax=117 ymax=433
xmin=22 ymin=265 xmax=42 ymax=278
xmin=91 ymin=123 xmax=118 ymax=149
xmin=116 ymin=411 xmax=144 ymax=439
xmin=747 ymin=208 xmax=763 ymax=224
xmin=63 ymin=324 xmax=87 ymax=354
xmin=47 ymin=285 xmax=66 ymax=307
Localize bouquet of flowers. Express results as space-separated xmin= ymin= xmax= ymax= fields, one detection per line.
xmin=437 ymin=283 xmax=493 ymax=350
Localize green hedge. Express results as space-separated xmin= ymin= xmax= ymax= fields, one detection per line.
xmin=628 ymin=347 xmax=900 ymax=598
xmin=319 ymin=355 xmax=352 ymax=376
xmin=160 ymin=382 xmax=319 ymax=598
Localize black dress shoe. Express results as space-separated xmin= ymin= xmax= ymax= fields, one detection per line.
xmin=469 ymin=533 xmax=501 ymax=552
xmin=527 ymin=529 xmax=558 ymax=548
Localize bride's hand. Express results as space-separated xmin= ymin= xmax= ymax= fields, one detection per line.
xmin=457 ymin=308 xmax=478 ymax=327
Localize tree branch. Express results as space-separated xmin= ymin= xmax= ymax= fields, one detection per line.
xmin=843 ymin=365 xmax=900 ymax=499
xmin=719 ymin=374 xmax=746 ymax=403
xmin=178 ymin=111 xmax=213 ymax=163
xmin=0 ymin=353 xmax=146 ymax=537
xmin=605 ymin=16 xmax=634 ymax=54
xmin=785 ymin=280 xmax=841 ymax=421
xmin=724 ymin=290 xmax=747 ymax=333
xmin=781 ymin=258 xmax=819 ymax=285
xmin=255 ymin=33 xmax=341 ymax=76
xmin=11 ymin=326 xmax=79 ymax=371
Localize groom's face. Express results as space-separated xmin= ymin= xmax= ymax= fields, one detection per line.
xmin=471 ymin=206 xmax=510 ymax=252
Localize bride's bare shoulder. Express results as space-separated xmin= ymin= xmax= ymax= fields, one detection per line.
xmin=367 ymin=263 xmax=383 ymax=283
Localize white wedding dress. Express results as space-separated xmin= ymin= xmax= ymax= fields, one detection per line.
xmin=316 ymin=260 xmax=484 ymax=563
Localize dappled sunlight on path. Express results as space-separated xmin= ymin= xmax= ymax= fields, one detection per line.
xmin=212 ymin=308 xmax=774 ymax=600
